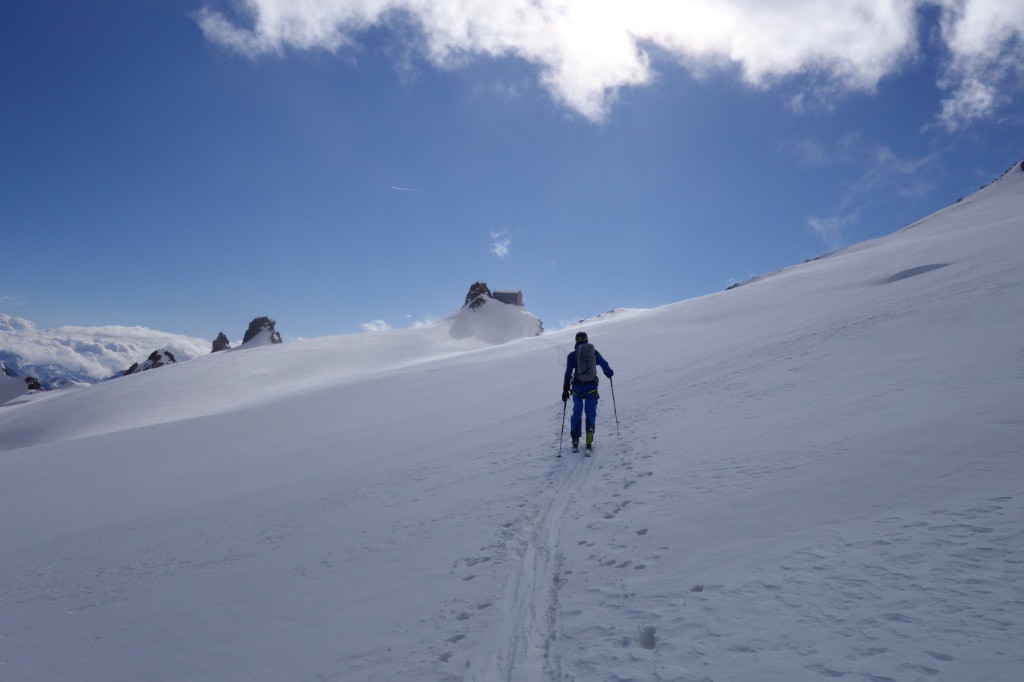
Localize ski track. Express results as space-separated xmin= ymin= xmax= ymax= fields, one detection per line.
xmin=464 ymin=431 xmax=592 ymax=681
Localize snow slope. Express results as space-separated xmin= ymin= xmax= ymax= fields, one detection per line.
xmin=0 ymin=370 xmax=31 ymax=405
xmin=1 ymin=166 xmax=1022 ymax=681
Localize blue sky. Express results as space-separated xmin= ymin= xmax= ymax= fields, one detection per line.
xmin=2 ymin=1 xmax=1023 ymax=341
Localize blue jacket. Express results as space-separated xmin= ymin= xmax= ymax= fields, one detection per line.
xmin=564 ymin=342 xmax=613 ymax=389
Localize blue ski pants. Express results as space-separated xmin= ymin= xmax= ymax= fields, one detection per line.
xmin=570 ymin=384 xmax=599 ymax=440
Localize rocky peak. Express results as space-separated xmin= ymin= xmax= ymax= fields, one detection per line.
xmin=242 ymin=317 xmax=283 ymax=345
xmin=124 ymin=349 xmax=177 ymax=376
xmin=464 ymin=282 xmax=492 ymax=310
xmin=212 ymin=332 xmax=231 ymax=353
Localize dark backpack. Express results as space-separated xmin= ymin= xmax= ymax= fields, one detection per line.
xmin=576 ymin=343 xmax=598 ymax=383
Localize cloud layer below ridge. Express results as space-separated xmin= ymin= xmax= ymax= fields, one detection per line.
xmin=0 ymin=314 xmax=210 ymax=384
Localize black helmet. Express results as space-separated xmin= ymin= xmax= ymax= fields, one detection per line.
xmin=575 ymin=331 xmax=588 ymax=343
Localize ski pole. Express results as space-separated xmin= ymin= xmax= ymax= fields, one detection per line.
xmin=610 ymin=377 xmax=620 ymax=436
xmin=558 ymin=399 xmax=568 ymax=456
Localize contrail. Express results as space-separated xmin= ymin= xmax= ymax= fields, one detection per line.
xmin=391 ymin=186 xmax=417 ymax=192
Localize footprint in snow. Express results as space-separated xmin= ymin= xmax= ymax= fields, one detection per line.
xmin=924 ymin=651 xmax=954 ymax=662
xmin=637 ymin=625 xmax=657 ymax=650
xmin=901 ymin=663 xmax=940 ymax=676
xmin=807 ymin=663 xmax=846 ymax=678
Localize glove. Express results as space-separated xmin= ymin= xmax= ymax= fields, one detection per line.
xmin=561 ymin=386 xmax=569 ymax=402
xmin=605 ymin=369 xmax=614 ymax=378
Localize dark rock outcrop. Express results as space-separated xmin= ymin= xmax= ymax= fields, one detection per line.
xmin=212 ymin=332 xmax=231 ymax=352
xmin=242 ymin=317 xmax=283 ymax=345
xmin=1 ymin=361 xmax=44 ymax=392
xmin=464 ymin=282 xmax=492 ymax=310
xmin=124 ymin=349 xmax=177 ymax=376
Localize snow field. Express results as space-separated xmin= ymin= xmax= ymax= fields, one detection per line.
xmin=0 ymin=166 xmax=1022 ymax=680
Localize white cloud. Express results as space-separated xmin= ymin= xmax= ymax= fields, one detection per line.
xmin=490 ymin=229 xmax=511 ymax=258
xmin=557 ymin=316 xmax=585 ymax=331
xmin=402 ymin=314 xmax=434 ymax=328
xmin=197 ymin=1 xmax=1024 ymax=126
xmin=0 ymin=316 xmax=210 ymax=383
xmin=807 ymin=214 xmax=853 ymax=250
xmin=361 ymin=319 xmax=393 ymax=332
xmin=938 ymin=1 xmax=1024 ymax=129
xmin=401 ymin=314 xmax=434 ymax=328
xmin=838 ymin=143 xmax=937 ymax=208
xmin=791 ymin=138 xmax=934 ymax=249
xmin=779 ymin=137 xmax=832 ymax=167
xmin=789 ymin=134 xmax=938 ymax=207
xmin=0 ymin=295 xmax=27 ymax=307
xmin=0 ymin=313 xmax=34 ymax=332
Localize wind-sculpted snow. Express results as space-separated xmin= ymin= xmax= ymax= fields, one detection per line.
xmin=0 ymin=371 xmax=31 ymax=405
xmin=0 ymin=321 xmax=500 ymax=451
xmin=448 ymin=296 xmax=543 ymax=344
xmin=0 ymin=165 xmax=1022 ymax=680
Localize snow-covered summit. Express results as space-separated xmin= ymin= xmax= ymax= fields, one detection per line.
xmin=123 ymin=349 xmax=177 ymax=376
xmin=448 ymin=281 xmax=544 ymax=344
xmin=238 ymin=316 xmax=283 ymax=348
